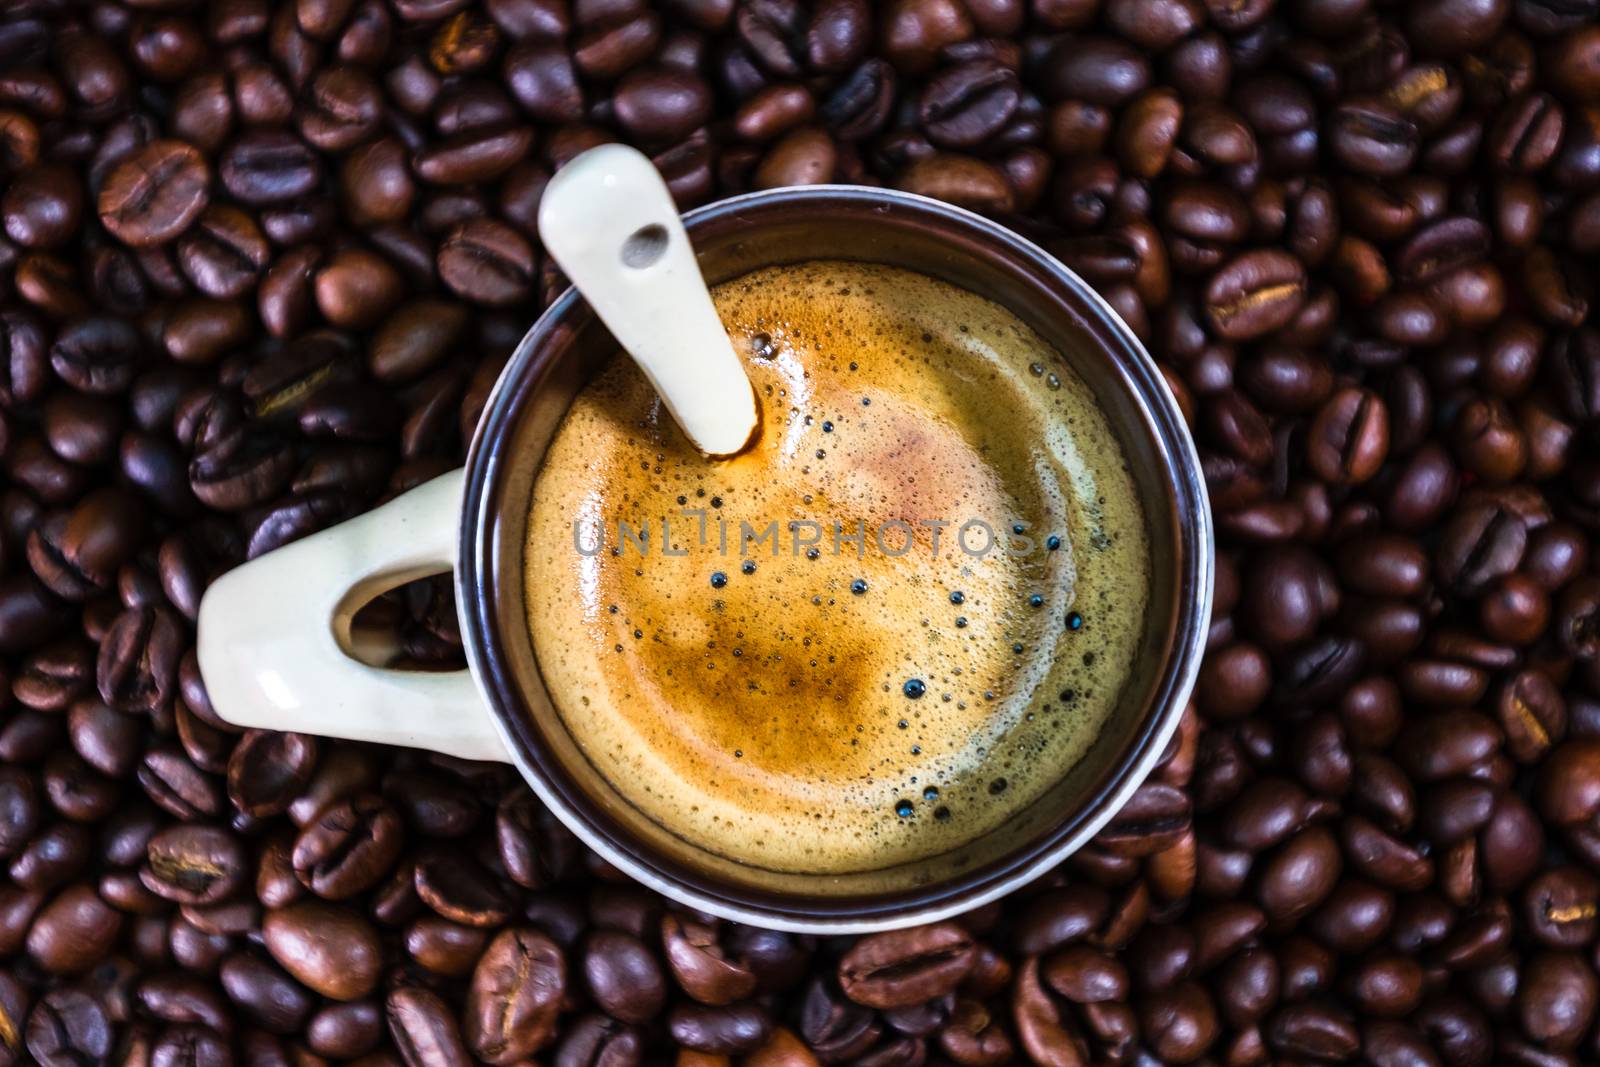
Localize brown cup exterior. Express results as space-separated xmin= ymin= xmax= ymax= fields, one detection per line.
xmin=457 ymin=187 xmax=1212 ymax=932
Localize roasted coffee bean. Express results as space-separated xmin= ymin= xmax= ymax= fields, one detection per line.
xmin=0 ymin=311 xmax=48 ymax=407
xmin=219 ymin=130 xmax=323 ymax=205
xmin=291 ymin=792 xmax=401 ymax=898
xmin=1492 ymin=670 xmax=1565 ymax=765
xmin=370 ymin=300 xmax=468 ymax=383
xmin=263 ymin=901 xmax=381 ymax=1000
xmin=669 ymin=1001 xmax=773 ymax=1054
xmin=584 ymin=929 xmax=666 ymax=1022
xmin=67 ymin=701 xmax=140 ymax=779
xmin=1520 ymin=950 xmax=1598 ymax=1051
xmin=336 ymin=139 xmax=414 ymax=228
xmin=50 ymin=317 xmax=143 ymax=396
xmin=1095 ymin=782 xmax=1191 ymax=855
xmin=805 ymin=0 xmax=870 ymax=70
xmin=96 ymin=607 xmax=181 ymax=713
xmin=919 ymin=60 xmax=1019 ymax=149
xmin=13 ymin=641 xmax=90 ymax=712
xmin=1436 ymin=501 xmax=1526 ymax=594
xmin=299 ymin=65 xmax=383 ymax=151
xmin=504 ymin=42 xmax=584 ymax=123
xmin=438 ymin=219 xmax=534 ymax=306
xmin=661 ymin=913 xmax=758 ymax=1005
xmin=1329 ymin=99 xmax=1419 ymax=176
xmin=3 ymin=165 xmax=82 ymax=251
xmin=612 ymin=67 xmax=712 ymax=145
xmin=1525 ymin=246 xmax=1591 ymax=326
xmin=161 ymin=299 xmax=251 ymax=367
xmin=407 ymin=914 xmax=488 ymax=976
xmin=138 ymin=745 xmax=223 ymax=820
xmin=188 ymin=432 xmax=295 ymax=511
xmin=414 ymin=851 xmax=512 ymax=927
xmin=734 ymin=84 xmax=816 ymax=142
xmin=1524 ymin=865 xmax=1600 ymax=947
xmin=26 ymin=884 xmax=121 ymax=974
xmin=817 ymin=60 xmax=896 ymax=143
xmin=754 ymin=126 xmax=838 ymax=188
xmin=256 ymin=247 xmax=322 ymax=341
xmin=305 ymin=999 xmax=383 ymax=1058
xmin=217 ymin=951 xmax=313 ymax=1033
xmin=1038 ymin=35 xmax=1150 ymax=107
xmin=1204 ymin=250 xmax=1307 ymax=341
xmin=574 ymin=9 xmax=662 ymax=81
xmin=554 ymin=1011 xmax=643 ymax=1067
xmin=176 ymin=205 xmax=270 ymax=300
xmin=494 ymin=788 xmax=577 ymax=890
xmin=224 ymin=729 xmax=317 ymax=819
xmin=1307 ymin=388 xmax=1389 ymax=485
xmin=151 ymin=1024 xmax=231 ymax=1065
xmin=1012 ymin=955 xmax=1087 ymax=1065
xmin=98 ymin=140 xmax=210 ymax=248
xmin=388 ymin=984 xmax=474 ymax=1067
xmin=466 ymin=926 xmax=565 ymax=1063
xmin=896 ymin=154 xmax=1014 ymax=213
xmin=141 ymin=823 xmax=247 ymax=905
xmin=8 ymin=819 xmax=92 ymax=892
xmin=26 ymin=989 xmax=111 ymax=1066
xmin=838 ymin=923 xmax=975 ymax=1008
xmin=878 ymin=0 xmax=971 ymax=73
xmin=1138 ymin=981 xmax=1219 ymax=1061
xmin=415 ymin=124 xmax=535 ymax=185
xmin=0 ymin=970 xmax=24 ymax=1066
xmin=314 ymin=248 xmax=404 ymax=329
xmin=1266 ymin=1000 xmax=1360 ymax=1060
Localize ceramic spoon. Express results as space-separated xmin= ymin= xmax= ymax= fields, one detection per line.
xmin=538 ymin=143 xmax=759 ymax=457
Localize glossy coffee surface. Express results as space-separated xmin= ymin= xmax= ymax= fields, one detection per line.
xmin=526 ymin=261 xmax=1149 ymax=872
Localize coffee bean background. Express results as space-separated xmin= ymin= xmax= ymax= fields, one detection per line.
xmin=1 ymin=0 xmax=1600 ymax=1063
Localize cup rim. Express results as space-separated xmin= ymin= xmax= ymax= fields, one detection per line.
xmin=457 ymin=185 xmax=1213 ymax=933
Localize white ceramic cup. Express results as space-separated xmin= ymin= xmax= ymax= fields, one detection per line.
xmin=198 ymin=186 xmax=1211 ymax=933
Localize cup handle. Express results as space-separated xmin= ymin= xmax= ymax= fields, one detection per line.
xmin=196 ymin=469 xmax=509 ymax=762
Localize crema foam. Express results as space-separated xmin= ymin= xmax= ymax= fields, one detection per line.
xmin=525 ymin=261 xmax=1150 ymax=873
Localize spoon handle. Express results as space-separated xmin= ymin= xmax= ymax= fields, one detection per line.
xmin=539 ymin=144 xmax=758 ymax=457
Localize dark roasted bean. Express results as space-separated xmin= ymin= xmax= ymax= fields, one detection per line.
xmin=176 ymin=205 xmax=269 ymax=299
xmin=414 ymin=850 xmax=512 ymax=927
xmin=290 ymin=792 xmax=401 ymax=898
xmin=838 ymin=923 xmax=975 ymax=1008
xmin=1204 ymin=250 xmax=1307 ymax=341
xmin=388 ymin=984 xmax=473 ymax=1067
xmin=896 ymin=153 xmax=1013 ymax=213
xmin=26 ymin=884 xmax=121 ymax=974
xmin=98 ymin=141 xmax=210 ymax=248
xmin=465 ymin=926 xmax=564 ymax=1062
xmin=26 ymin=989 xmax=111 ymax=1065
xmin=263 ymin=901 xmax=381 ymax=1001
xmin=437 ymin=219 xmax=534 ymax=306
xmin=219 ymin=130 xmax=322 ymax=205
xmin=142 ymin=824 xmax=247 ymax=905
xmin=555 ymin=1012 xmax=642 ymax=1067
xmin=919 ymin=61 xmax=1019 ymax=149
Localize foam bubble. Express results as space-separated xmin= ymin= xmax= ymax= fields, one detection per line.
xmin=524 ymin=261 xmax=1150 ymax=874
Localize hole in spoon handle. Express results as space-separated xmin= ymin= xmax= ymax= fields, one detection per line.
xmin=539 ymin=145 xmax=758 ymax=457
xmin=621 ymin=224 xmax=670 ymax=269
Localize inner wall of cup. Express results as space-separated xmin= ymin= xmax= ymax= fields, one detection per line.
xmin=483 ymin=197 xmax=1185 ymax=902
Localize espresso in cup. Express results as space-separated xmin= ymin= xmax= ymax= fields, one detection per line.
xmin=525 ymin=260 xmax=1149 ymax=873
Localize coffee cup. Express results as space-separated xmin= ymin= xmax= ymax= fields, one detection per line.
xmin=199 ymin=185 xmax=1211 ymax=933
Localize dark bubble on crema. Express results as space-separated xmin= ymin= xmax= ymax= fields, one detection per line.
xmin=526 ymin=261 xmax=1151 ymax=874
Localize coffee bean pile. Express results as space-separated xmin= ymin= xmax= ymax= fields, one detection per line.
xmin=2 ymin=0 xmax=1600 ymax=1062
